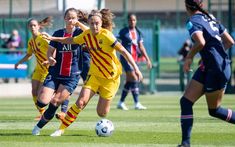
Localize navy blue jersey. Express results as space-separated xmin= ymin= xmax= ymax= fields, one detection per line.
xmin=118 ymin=27 xmax=144 ymax=68
xmin=49 ymin=27 xmax=83 ymax=79
xmin=186 ymin=13 xmax=229 ymax=72
xmin=118 ymin=27 xmax=143 ymax=53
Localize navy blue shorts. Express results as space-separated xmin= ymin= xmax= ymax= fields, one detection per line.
xmin=43 ymin=74 xmax=79 ymax=94
xmin=120 ymin=55 xmax=134 ymax=72
xmin=192 ymin=66 xmax=231 ymax=92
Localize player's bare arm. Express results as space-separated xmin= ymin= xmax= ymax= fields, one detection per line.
xmin=139 ymin=42 xmax=152 ymax=69
xmin=41 ymin=32 xmax=75 ymax=44
xmin=114 ymin=42 xmax=143 ymax=81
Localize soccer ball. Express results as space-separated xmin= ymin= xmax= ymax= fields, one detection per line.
xmin=95 ymin=119 xmax=114 ymax=137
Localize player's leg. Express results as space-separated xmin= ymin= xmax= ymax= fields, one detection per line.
xmin=36 ymin=86 xmax=55 ymax=108
xmin=129 ymin=73 xmax=146 ymax=110
xmin=179 ymin=79 xmax=204 ymax=146
xmin=125 ymin=71 xmax=146 ymax=110
xmin=117 ymin=57 xmax=131 ymax=110
xmin=179 ymin=67 xmax=205 ymax=146
xmin=50 ymin=87 xmax=95 ymax=136
xmin=31 ymin=79 xmax=44 ymax=117
xmin=117 ymin=74 xmax=131 ymax=110
xmin=31 ymin=71 xmax=46 ymax=118
xmin=206 ymin=90 xmax=235 ymax=123
xmin=33 ymin=84 xmax=71 ymax=135
xmin=99 ymin=76 xmax=120 ymax=116
xmin=97 ymin=97 xmax=111 ymax=117
xmin=63 ymin=88 xmax=95 ymax=127
xmin=51 ymin=75 xmax=97 ymax=136
xmin=55 ymin=99 xmax=69 ymax=120
xmin=32 ymin=86 xmax=55 ymax=135
xmin=205 ymin=65 xmax=235 ymax=123
xmin=38 ymin=84 xmax=71 ymax=126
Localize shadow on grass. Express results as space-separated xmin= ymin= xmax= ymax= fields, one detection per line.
xmin=63 ymin=133 xmax=96 ymax=138
xmin=0 ymin=132 xmax=31 ymax=136
xmin=0 ymin=132 xmax=95 ymax=138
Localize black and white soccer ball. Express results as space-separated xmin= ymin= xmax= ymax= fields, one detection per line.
xmin=95 ymin=119 xmax=114 ymax=137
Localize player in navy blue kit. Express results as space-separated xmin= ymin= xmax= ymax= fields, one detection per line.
xmin=178 ymin=0 xmax=234 ymax=147
xmin=117 ymin=14 xmax=152 ymax=110
xmin=32 ymin=8 xmax=90 ymax=135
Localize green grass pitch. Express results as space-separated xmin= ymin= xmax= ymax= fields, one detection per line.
xmin=0 ymin=93 xmax=235 ymax=147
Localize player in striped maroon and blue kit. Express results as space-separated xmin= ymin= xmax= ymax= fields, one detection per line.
xmin=32 ymin=8 xmax=90 ymax=135
xmin=178 ymin=0 xmax=235 ymax=146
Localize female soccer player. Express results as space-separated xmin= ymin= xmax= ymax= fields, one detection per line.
xmin=117 ymin=13 xmax=152 ymax=110
xmin=15 ymin=17 xmax=53 ymax=120
xmin=32 ymin=8 xmax=90 ymax=135
xmin=44 ymin=9 xmax=142 ymax=137
xmin=178 ymin=0 xmax=234 ymax=146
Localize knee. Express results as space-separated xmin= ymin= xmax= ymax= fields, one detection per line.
xmin=51 ymin=97 xmax=62 ymax=106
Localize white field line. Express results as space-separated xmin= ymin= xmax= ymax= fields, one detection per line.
xmin=0 ymin=64 xmax=27 ymax=69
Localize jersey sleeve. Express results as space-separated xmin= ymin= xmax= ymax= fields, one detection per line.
xmin=186 ymin=20 xmax=203 ymax=37
xmin=218 ymin=23 xmax=226 ymax=35
xmin=73 ymin=31 xmax=85 ymax=45
xmin=107 ymin=31 xmax=118 ymax=48
xmin=40 ymin=36 xmax=49 ymax=49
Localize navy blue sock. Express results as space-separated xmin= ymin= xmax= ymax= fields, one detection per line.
xmin=36 ymin=100 xmax=47 ymax=108
xmin=37 ymin=103 xmax=58 ymax=128
xmin=130 ymin=81 xmax=139 ymax=103
xmin=180 ymin=97 xmax=193 ymax=145
xmin=120 ymin=82 xmax=131 ymax=102
xmin=61 ymin=99 xmax=69 ymax=113
xmin=209 ymin=106 xmax=235 ymax=123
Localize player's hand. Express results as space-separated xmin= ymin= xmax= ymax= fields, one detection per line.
xmin=183 ymin=58 xmax=193 ymax=73
xmin=42 ymin=60 xmax=49 ymax=66
xmin=48 ymin=57 xmax=57 ymax=66
xmin=135 ymin=69 xmax=143 ymax=82
xmin=74 ymin=20 xmax=80 ymax=27
xmin=147 ymin=60 xmax=152 ymax=70
xmin=41 ymin=32 xmax=52 ymax=41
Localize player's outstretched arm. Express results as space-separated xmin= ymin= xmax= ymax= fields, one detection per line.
xmin=15 ymin=54 xmax=32 ymax=69
xmin=114 ymin=42 xmax=143 ymax=81
xmin=41 ymin=32 xmax=75 ymax=44
xmin=139 ymin=42 xmax=152 ymax=69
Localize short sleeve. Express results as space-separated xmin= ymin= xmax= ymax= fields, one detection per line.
xmin=186 ymin=20 xmax=203 ymax=37
xmin=40 ymin=37 xmax=49 ymax=49
xmin=218 ymin=23 xmax=226 ymax=35
xmin=73 ymin=34 xmax=84 ymax=45
xmin=73 ymin=29 xmax=88 ymax=45
xmin=106 ymin=31 xmax=118 ymax=48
